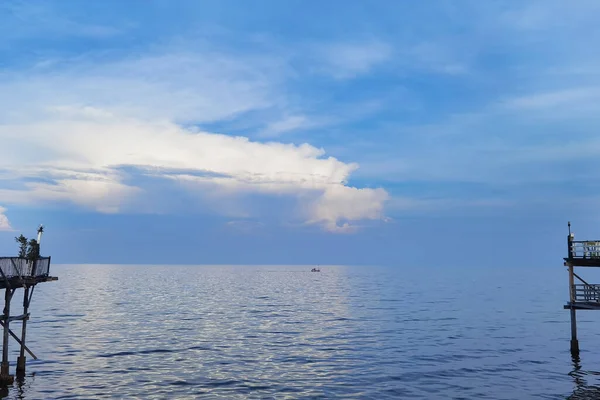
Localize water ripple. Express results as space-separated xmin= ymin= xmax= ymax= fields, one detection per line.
xmin=0 ymin=265 xmax=596 ymax=399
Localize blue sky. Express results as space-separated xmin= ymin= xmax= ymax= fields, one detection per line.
xmin=1 ymin=0 xmax=600 ymax=266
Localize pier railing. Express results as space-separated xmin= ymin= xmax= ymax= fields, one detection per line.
xmin=573 ymin=284 xmax=600 ymax=302
xmin=568 ymin=240 xmax=600 ymax=259
xmin=0 ymin=257 xmax=51 ymax=279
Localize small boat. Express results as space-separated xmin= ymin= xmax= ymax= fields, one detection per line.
xmin=311 ymin=266 xmax=320 ymax=272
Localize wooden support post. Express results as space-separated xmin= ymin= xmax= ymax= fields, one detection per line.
xmin=0 ymin=289 xmax=13 ymax=384
xmin=16 ymin=287 xmax=30 ymax=375
xmin=0 ymin=321 xmax=36 ymax=360
xmin=571 ymin=308 xmax=579 ymax=354
xmin=568 ymin=263 xmax=580 ymax=355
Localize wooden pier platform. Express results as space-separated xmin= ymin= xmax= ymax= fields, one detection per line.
xmin=0 ymin=256 xmax=57 ymax=383
xmin=564 ymin=222 xmax=600 ymax=354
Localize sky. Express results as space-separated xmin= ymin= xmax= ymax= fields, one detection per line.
xmin=1 ymin=0 xmax=600 ymax=266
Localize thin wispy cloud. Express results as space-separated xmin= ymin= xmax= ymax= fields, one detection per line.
xmin=0 ymin=1 xmax=125 ymax=42
xmin=259 ymin=115 xmax=312 ymax=138
xmin=503 ymin=87 xmax=600 ymax=111
xmin=314 ymin=41 xmax=393 ymax=79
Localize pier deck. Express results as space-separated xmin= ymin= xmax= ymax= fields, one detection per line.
xmin=0 ymin=257 xmax=56 ymax=289
xmin=564 ymin=239 xmax=600 ymax=267
xmin=0 ymin=275 xmax=58 ymax=290
xmin=564 ymin=282 xmax=600 ymax=310
xmin=565 ymin=302 xmax=600 ymax=310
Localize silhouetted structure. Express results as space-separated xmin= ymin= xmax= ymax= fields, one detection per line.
xmin=563 ymin=222 xmax=600 ymax=355
xmin=0 ymin=226 xmax=57 ymax=383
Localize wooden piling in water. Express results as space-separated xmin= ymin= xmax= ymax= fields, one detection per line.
xmin=567 ymin=261 xmax=580 ymax=355
xmin=16 ymin=286 xmax=30 ymax=375
xmin=0 ymin=289 xmax=12 ymax=384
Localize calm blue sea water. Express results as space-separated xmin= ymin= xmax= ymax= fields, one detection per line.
xmin=1 ymin=264 xmax=599 ymax=399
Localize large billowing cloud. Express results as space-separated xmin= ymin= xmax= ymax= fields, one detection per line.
xmin=308 ymin=185 xmax=389 ymax=233
xmin=0 ymin=51 xmax=389 ymax=232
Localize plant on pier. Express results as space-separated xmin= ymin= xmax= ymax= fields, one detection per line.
xmin=14 ymin=235 xmax=28 ymax=258
xmin=14 ymin=235 xmax=40 ymax=260
xmin=26 ymin=239 xmax=40 ymax=261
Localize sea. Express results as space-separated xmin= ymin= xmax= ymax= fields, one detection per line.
xmin=2 ymin=264 xmax=599 ymax=399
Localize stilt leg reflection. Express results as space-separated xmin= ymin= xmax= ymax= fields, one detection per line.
xmin=568 ymin=354 xmax=600 ymax=399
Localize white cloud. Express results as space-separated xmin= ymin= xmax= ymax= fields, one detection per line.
xmin=0 ymin=207 xmax=12 ymax=231
xmin=0 ymin=111 xmax=387 ymax=230
xmin=0 ymin=48 xmax=389 ymax=231
xmin=259 ymin=115 xmax=312 ymax=138
xmin=306 ymin=185 xmax=389 ymax=233
xmin=0 ymin=179 xmax=140 ymax=214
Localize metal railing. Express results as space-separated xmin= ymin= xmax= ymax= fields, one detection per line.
xmin=568 ymin=240 xmax=600 ymax=259
xmin=573 ymin=284 xmax=600 ymax=302
xmin=0 ymin=257 xmax=51 ymax=279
